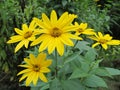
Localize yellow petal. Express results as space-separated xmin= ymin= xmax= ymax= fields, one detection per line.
xmin=39 ymin=73 xmax=48 ymax=82
xmin=50 ymin=10 xmax=57 ymax=24
xmin=39 ymin=36 xmax=52 ymax=52
xmin=15 ymin=28 xmax=23 ymax=35
xmin=41 ymin=60 xmax=52 ymax=67
xmin=22 ymin=24 xmax=29 ymax=32
xmin=18 ymin=64 xmax=31 ymax=68
xmin=98 ymin=32 xmax=103 ymax=38
xmin=48 ymin=38 xmax=56 ymax=54
xmin=37 ymin=53 xmax=46 ymax=63
xmin=57 ymin=12 xmax=68 ymax=25
xmin=17 ymin=69 xmax=31 ymax=76
xmin=29 ymin=20 xmax=36 ymax=29
xmin=82 ymin=29 xmax=95 ymax=35
xmin=92 ymin=42 xmax=100 ymax=48
xmin=74 ymin=22 xmax=79 ymax=26
xmin=88 ymin=36 xmax=98 ymax=41
xmin=60 ymin=34 xmax=74 ymax=46
xmin=15 ymin=40 xmax=25 ymax=53
xmin=25 ymin=71 xmax=35 ymax=86
xmin=60 ymin=14 xmax=76 ymax=28
xmin=101 ymin=44 xmax=108 ymax=50
xmin=42 ymin=13 xmax=52 ymax=28
xmin=7 ymin=35 xmax=23 ymax=43
xmin=80 ymin=23 xmax=87 ymax=30
xmin=40 ymin=67 xmax=51 ymax=73
xmin=67 ymin=33 xmax=83 ymax=40
xmin=24 ymin=40 xmax=29 ymax=48
xmin=107 ymin=40 xmax=120 ymax=45
xmin=33 ymin=72 xmax=39 ymax=86
xmin=31 ymin=34 xmax=47 ymax=46
xmin=104 ymin=34 xmax=112 ymax=40
xmin=56 ymin=38 xmax=64 ymax=56
xmin=24 ymin=58 xmax=32 ymax=66
xmin=63 ymin=25 xmax=78 ymax=32
xmin=19 ymin=73 xmax=29 ymax=82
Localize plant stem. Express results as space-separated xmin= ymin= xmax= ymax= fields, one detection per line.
xmin=55 ymin=49 xmax=58 ymax=78
xmin=74 ymin=40 xmax=78 ymax=48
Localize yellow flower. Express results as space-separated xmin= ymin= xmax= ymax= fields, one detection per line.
xmin=74 ymin=22 xmax=95 ymax=36
xmin=7 ymin=20 xmax=41 ymax=53
xmin=17 ymin=53 xmax=52 ymax=86
xmin=89 ymin=32 xmax=120 ymax=50
xmin=31 ymin=10 xmax=82 ymax=56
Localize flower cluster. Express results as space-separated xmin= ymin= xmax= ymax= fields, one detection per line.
xmin=7 ymin=10 xmax=120 ymax=86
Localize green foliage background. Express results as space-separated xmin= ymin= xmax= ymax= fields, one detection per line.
xmin=0 ymin=0 xmax=120 ymax=89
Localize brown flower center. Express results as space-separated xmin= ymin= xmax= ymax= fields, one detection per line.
xmin=24 ymin=31 xmax=32 ymax=39
xmin=99 ymin=39 xmax=107 ymax=44
xmin=77 ymin=28 xmax=83 ymax=33
xmin=33 ymin=65 xmax=40 ymax=72
xmin=51 ymin=27 xmax=62 ymax=37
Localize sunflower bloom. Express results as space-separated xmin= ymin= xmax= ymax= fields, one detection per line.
xmin=17 ymin=53 xmax=52 ymax=86
xmin=89 ymin=32 xmax=120 ymax=50
xmin=7 ymin=20 xmax=41 ymax=53
xmin=74 ymin=22 xmax=95 ymax=36
xmin=31 ymin=10 xmax=82 ymax=56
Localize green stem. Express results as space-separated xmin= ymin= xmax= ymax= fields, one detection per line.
xmin=73 ymin=40 xmax=78 ymax=48
xmin=55 ymin=49 xmax=58 ymax=78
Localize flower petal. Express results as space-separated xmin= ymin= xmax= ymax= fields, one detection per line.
xmin=15 ymin=28 xmax=23 ymax=35
xmin=15 ymin=40 xmax=25 ymax=53
xmin=40 ymin=67 xmax=51 ymax=73
xmin=39 ymin=73 xmax=48 ymax=82
xmin=101 ymin=44 xmax=108 ymax=50
xmin=92 ymin=42 xmax=100 ymax=48
xmin=50 ymin=10 xmax=57 ymax=24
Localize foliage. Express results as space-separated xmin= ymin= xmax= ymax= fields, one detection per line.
xmin=0 ymin=0 xmax=120 ymax=90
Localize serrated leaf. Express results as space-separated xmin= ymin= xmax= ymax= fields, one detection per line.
xmin=69 ymin=68 xmax=89 ymax=79
xmin=105 ymin=67 xmax=120 ymax=75
xmin=83 ymin=75 xmax=108 ymax=88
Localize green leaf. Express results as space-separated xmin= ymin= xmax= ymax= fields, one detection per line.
xmin=85 ymin=48 xmax=97 ymax=62
xmin=62 ymin=0 xmax=67 ymax=7
xmin=69 ymin=68 xmax=89 ymax=79
xmin=95 ymin=68 xmax=112 ymax=77
xmin=64 ymin=52 xmax=79 ymax=64
xmin=50 ymin=78 xmax=62 ymax=90
xmin=83 ymin=75 xmax=108 ymax=88
xmin=105 ymin=67 xmax=120 ymax=75
xmin=75 ymin=41 xmax=91 ymax=51
xmin=61 ymin=79 xmax=85 ymax=90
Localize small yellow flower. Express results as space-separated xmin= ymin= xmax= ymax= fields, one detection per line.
xmin=31 ymin=10 xmax=82 ymax=56
xmin=17 ymin=53 xmax=52 ymax=86
xmin=74 ymin=22 xmax=95 ymax=36
xmin=7 ymin=20 xmax=41 ymax=53
xmin=89 ymin=32 xmax=120 ymax=50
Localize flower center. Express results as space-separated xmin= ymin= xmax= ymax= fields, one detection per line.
xmin=24 ymin=31 xmax=32 ymax=39
xmin=51 ymin=27 xmax=62 ymax=37
xmin=33 ymin=65 xmax=40 ymax=72
xmin=99 ymin=39 xmax=107 ymax=44
xmin=77 ymin=28 xmax=83 ymax=33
